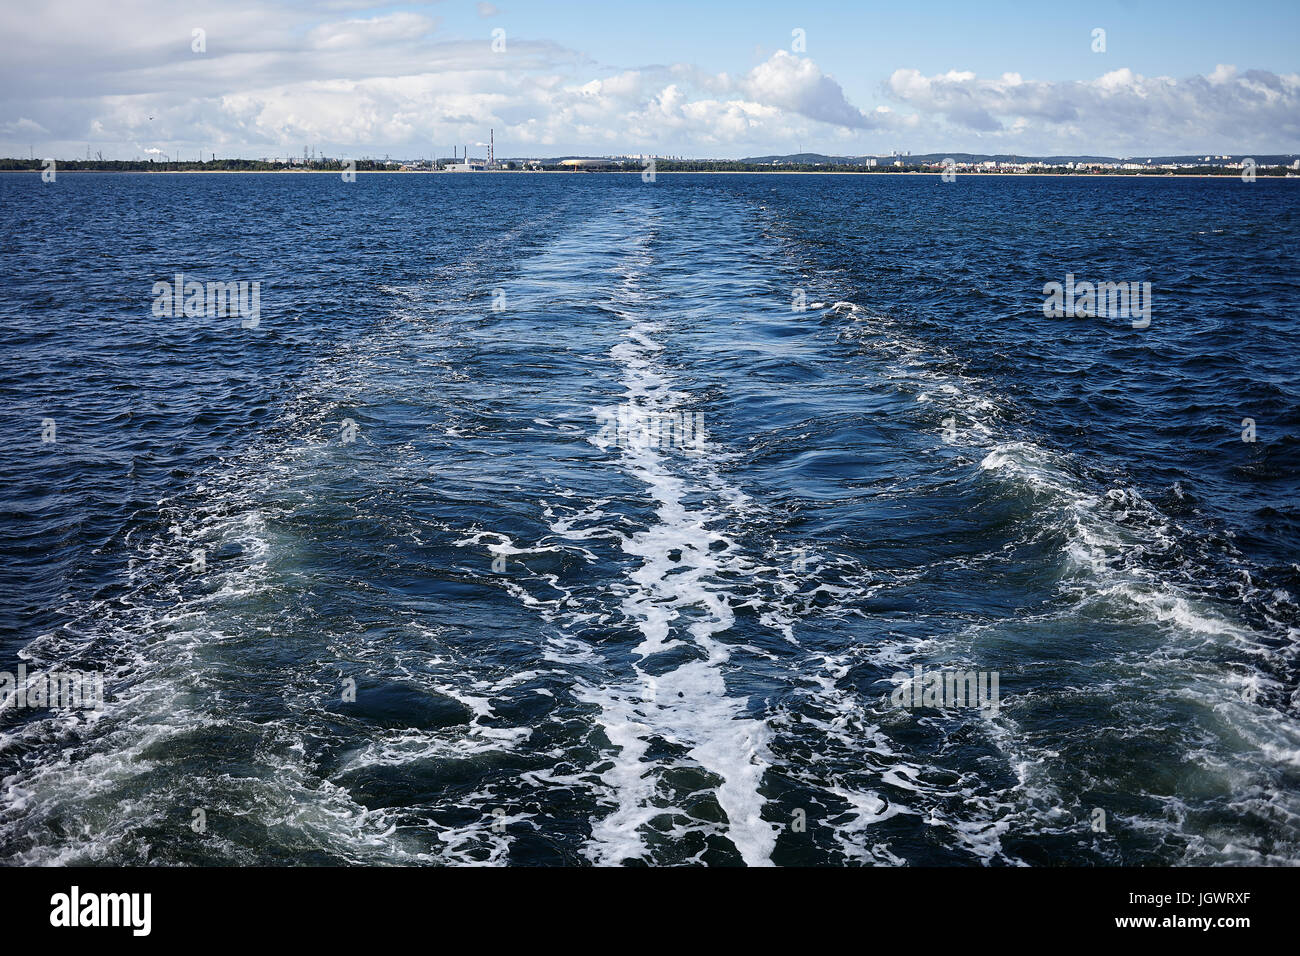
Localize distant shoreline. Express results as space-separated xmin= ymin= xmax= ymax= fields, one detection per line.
xmin=2 ymin=169 xmax=1295 ymax=179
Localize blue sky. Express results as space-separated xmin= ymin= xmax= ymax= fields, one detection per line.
xmin=435 ymin=0 xmax=1300 ymax=84
xmin=1 ymin=0 xmax=1298 ymax=159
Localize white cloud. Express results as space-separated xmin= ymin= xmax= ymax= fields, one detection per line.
xmin=743 ymin=50 xmax=878 ymax=129
xmin=0 ymin=1 xmax=1295 ymax=158
xmin=306 ymin=13 xmax=439 ymax=51
xmin=1 ymin=117 xmax=47 ymax=135
xmin=884 ymin=65 xmax=1300 ymax=151
xmin=160 ymin=50 xmax=870 ymax=155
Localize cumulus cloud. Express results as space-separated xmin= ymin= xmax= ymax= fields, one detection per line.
xmin=43 ymin=45 xmax=871 ymax=156
xmin=0 ymin=1 xmax=1295 ymax=159
xmin=884 ymin=65 xmax=1300 ymax=151
xmin=743 ymin=51 xmax=878 ymax=129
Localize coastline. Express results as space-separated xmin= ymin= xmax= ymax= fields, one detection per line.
xmin=1 ymin=168 xmax=1295 ymax=179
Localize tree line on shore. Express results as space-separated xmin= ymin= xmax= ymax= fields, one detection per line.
xmin=0 ymin=157 xmax=1289 ymax=176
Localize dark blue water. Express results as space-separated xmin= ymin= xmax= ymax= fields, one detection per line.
xmin=1 ymin=171 xmax=1297 ymax=865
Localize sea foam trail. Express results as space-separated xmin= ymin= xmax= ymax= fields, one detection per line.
xmin=577 ymin=225 xmax=778 ymax=866
xmin=822 ymin=295 xmax=1300 ymax=863
xmin=0 ymin=216 xmax=578 ymax=866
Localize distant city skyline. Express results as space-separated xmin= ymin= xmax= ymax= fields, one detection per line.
xmin=2 ymin=0 xmax=1298 ymax=161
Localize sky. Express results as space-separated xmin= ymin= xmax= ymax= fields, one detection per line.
xmin=2 ymin=0 xmax=1298 ymax=161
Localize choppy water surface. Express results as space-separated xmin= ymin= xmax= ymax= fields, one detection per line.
xmin=1 ymin=172 xmax=1297 ymax=865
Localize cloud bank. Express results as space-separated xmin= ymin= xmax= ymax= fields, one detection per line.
xmin=0 ymin=2 xmax=1294 ymax=158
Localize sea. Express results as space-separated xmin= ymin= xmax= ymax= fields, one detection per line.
xmin=0 ymin=171 xmax=1297 ymax=866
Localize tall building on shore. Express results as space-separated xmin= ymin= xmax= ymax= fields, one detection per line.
xmin=444 ymin=131 xmax=499 ymax=171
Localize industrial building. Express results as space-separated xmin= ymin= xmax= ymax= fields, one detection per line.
xmin=445 ymin=130 xmax=498 ymax=171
